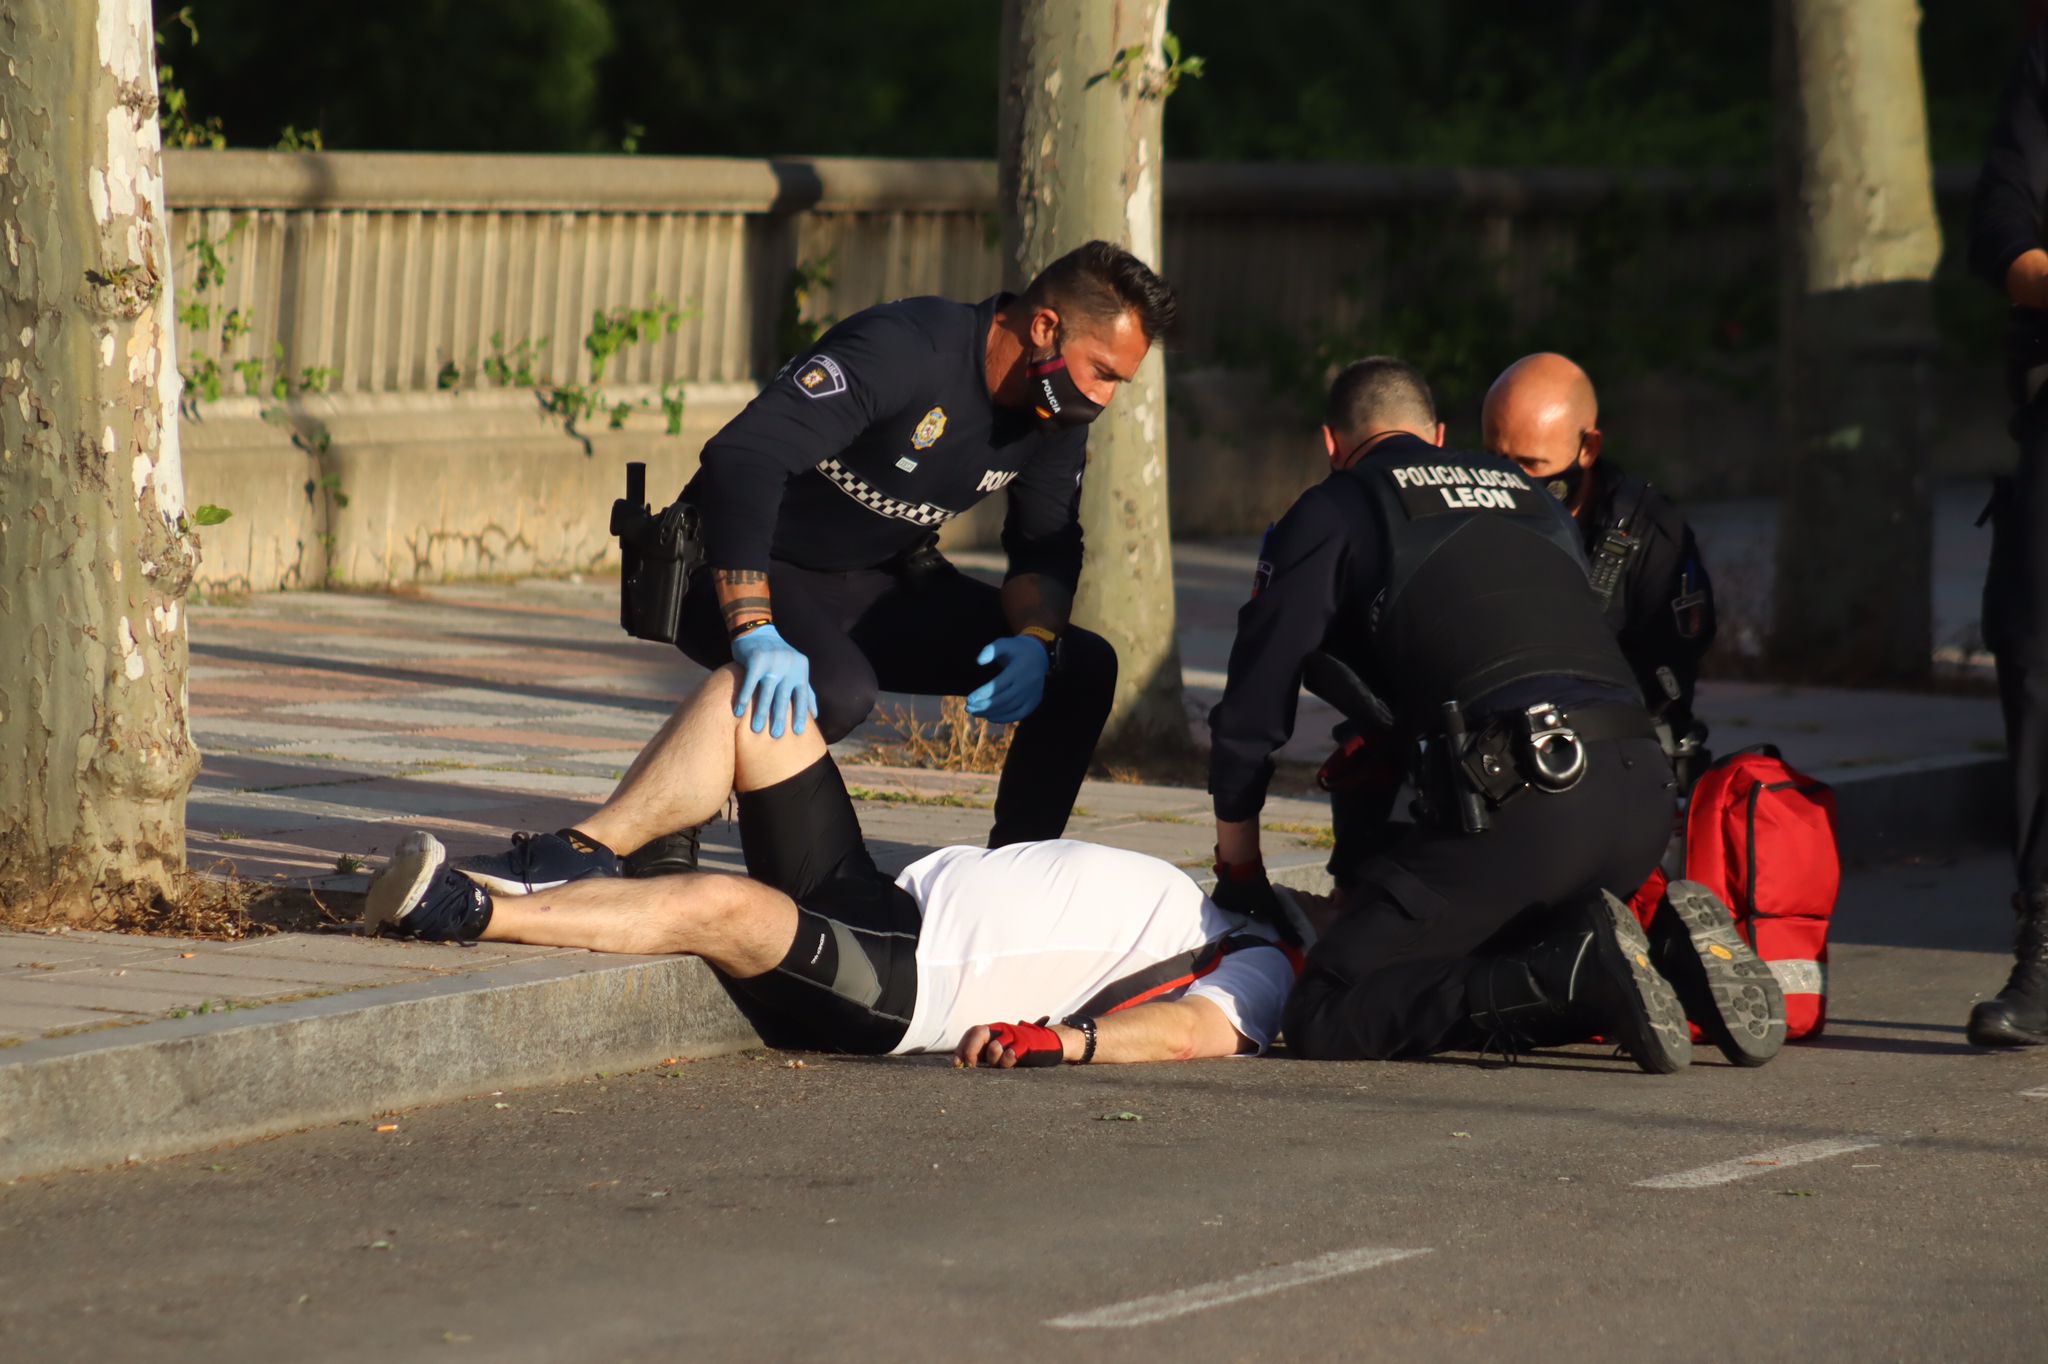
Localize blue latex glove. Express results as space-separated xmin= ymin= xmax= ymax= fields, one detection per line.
xmin=730 ymin=624 xmax=818 ymax=738
xmin=965 ymin=635 xmax=1051 ymax=725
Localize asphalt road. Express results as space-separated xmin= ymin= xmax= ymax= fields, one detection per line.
xmin=3 ymin=852 xmax=2044 ymax=1364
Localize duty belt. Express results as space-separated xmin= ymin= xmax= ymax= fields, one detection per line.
xmin=1419 ymin=699 xmax=1655 ymax=834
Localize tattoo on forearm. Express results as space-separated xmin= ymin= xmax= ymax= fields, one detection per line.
xmin=714 ymin=570 xmax=774 ymax=626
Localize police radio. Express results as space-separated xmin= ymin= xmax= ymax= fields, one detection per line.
xmin=610 ymin=461 xmax=705 ymax=645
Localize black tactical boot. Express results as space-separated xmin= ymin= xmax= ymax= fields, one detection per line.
xmin=1649 ymin=880 xmax=1786 ymax=1067
xmin=1967 ymin=890 xmax=2048 ymax=1048
xmin=1467 ymin=892 xmax=1693 ymax=1074
xmin=624 ymin=825 xmax=701 ymax=878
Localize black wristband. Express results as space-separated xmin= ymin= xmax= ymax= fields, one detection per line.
xmin=1061 ymin=1014 xmax=1098 ymax=1065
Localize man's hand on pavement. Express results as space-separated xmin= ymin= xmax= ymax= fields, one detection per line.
xmin=730 ymin=624 xmax=819 ymax=739
xmin=965 ymin=635 xmax=1051 ymax=725
xmin=954 ymin=1020 xmax=1068 ymax=1068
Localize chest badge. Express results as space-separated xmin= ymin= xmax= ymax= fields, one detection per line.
xmin=911 ymin=406 xmax=947 ymax=450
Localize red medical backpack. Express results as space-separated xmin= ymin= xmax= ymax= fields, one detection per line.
xmin=1628 ymin=746 xmax=1839 ymax=1040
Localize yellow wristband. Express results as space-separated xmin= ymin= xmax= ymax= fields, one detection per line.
xmin=1020 ymin=626 xmax=1058 ymax=647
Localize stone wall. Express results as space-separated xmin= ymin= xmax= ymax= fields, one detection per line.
xmin=167 ymin=150 xmax=1992 ymax=593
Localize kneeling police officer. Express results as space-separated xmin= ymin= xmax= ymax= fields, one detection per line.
xmin=630 ymin=243 xmax=1175 ymax=871
xmin=1207 ymin=358 xmax=1783 ymax=1071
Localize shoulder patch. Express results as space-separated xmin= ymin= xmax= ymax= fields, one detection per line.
xmin=792 ymin=355 xmax=848 ymax=399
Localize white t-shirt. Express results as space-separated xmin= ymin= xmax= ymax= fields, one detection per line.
xmin=888 ymin=840 xmax=1297 ymax=1057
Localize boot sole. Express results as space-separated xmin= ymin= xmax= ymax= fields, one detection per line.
xmin=1590 ymin=892 xmax=1693 ymax=1074
xmin=1967 ymin=1003 xmax=2048 ymax=1048
xmin=1659 ymin=881 xmax=1787 ymax=1067
xmin=363 ymin=831 xmax=447 ymax=937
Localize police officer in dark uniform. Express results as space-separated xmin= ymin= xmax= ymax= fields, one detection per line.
xmin=1481 ymin=353 xmax=1717 ymax=765
xmin=628 ymin=242 xmax=1175 ymax=873
xmin=1965 ymin=14 xmax=2048 ymax=1048
xmin=1207 ymin=358 xmax=1784 ymax=1070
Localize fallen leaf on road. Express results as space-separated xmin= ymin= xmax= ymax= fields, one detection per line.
xmin=784 ymin=1059 xmax=807 ymax=1069
xmin=366 ymin=1240 xmax=393 ymax=1251
xmin=1100 ymin=1111 xmax=1144 ymax=1122
xmin=443 ymin=1332 xmax=473 ymax=1344
xmin=1775 ymin=1189 xmax=1817 ymax=1197
xmin=375 ymin=1124 xmax=398 ymax=1133
xmin=1451 ymin=1131 xmax=1471 ymax=1138
xmin=179 ymin=952 xmax=196 ymax=959
xmin=547 ymin=1108 xmax=581 ymax=1116
xmin=492 ymin=1103 xmax=510 ymax=1110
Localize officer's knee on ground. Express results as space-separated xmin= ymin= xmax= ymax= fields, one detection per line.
xmin=1282 ymin=975 xmax=1395 ymax=1062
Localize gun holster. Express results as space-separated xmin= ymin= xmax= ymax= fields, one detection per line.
xmin=611 ymin=461 xmax=706 ymax=645
xmin=886 ymin=534 xmax=957 ymax=593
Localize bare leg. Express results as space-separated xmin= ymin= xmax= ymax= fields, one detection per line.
xmin=576 ymin=664 xmax=828 ymax=856
xmin=482 ymin=870 xmax=797 ymax=978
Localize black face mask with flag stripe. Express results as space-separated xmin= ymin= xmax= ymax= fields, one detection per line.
xmin=1025 ymin=349 xmax=1104 ymax=428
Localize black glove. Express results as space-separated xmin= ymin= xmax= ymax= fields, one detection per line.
xmin=1211 ymin=858 xmax=1302 ymax=945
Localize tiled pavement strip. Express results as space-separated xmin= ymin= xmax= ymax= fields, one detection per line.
xmin=0 ymin=547 xmax=2006 ymax=1048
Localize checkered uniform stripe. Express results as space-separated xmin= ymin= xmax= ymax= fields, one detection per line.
xmin=815 ymin=458 xmax=958 ymax=527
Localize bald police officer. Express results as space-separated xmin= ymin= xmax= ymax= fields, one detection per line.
xmin=1206 ymin=358 xmax=1784 ymax=1071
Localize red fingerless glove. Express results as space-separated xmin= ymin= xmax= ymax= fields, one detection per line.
xmin=987 ymin=1020 xmax=1065 ymax=1067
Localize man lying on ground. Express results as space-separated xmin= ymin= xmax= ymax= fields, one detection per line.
xmin=362 ymin=665 xmax=1307 ymax=1068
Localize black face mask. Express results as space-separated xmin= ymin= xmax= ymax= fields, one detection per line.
xmin=1544 ymin=462 xmax=1588 ymax=505
xmin=1025 ymin=349 xmax=1103 ymax=429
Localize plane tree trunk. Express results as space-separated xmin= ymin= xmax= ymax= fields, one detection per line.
xmin=0 ymin=0 xmax=200 ymax=918
xmin=1769 ymin=0 xmax=1943 ymax=682
xmin=999 ymin=0 xmax=1190 ymax=760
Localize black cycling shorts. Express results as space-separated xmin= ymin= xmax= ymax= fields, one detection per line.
xmin=726 ymin=756 xmax=920 ymax=1054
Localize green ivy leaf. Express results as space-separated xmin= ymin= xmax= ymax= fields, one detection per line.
xmin=191 ymin=504 xmax=233 ymax=527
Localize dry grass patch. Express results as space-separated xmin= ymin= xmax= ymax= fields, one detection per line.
xmin=854 ymin=697 xmax=1014 ymax=774
xmin=2 ymin=858 xmax=357 ymax=939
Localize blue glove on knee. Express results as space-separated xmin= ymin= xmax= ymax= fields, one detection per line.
xmin=730 ymin=625 xmax=818 ymax=739
xmin=965 ymin=635 xmax=1052 ymax=725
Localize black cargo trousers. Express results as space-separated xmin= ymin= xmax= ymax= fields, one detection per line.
xmin=1985 ymin=363 xmax=2048 ymax=893
xmin=1284 ymin=734 xmax=1675 ymax=1060
xmin=675 ymin=554 xmax=1116 ymax=847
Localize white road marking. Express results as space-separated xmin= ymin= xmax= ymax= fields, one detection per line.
xmin=2021 ymin=1086 xmax=2048 ymax=1100
xmin=1047 ymin=1246 xmax=1433 ymax=1330
xmin=1634 ymin=1137 xmax=1884 ymax=1189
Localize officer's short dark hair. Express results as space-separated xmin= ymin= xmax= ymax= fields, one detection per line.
xmin=1021 ymin=241 xmax=1178 ymax=345
xmin=1326 ymin=357 xmax=1437 ymax=439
